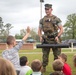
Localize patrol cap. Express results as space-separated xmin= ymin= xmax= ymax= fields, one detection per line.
xmin=45 ymin=4 xmax=52 ymax=10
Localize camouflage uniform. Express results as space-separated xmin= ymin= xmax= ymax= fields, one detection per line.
xmin=39 ymin=4 xmax=62 ymax=68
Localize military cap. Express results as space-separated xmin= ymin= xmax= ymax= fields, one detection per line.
xmin=45 ymin=4 xmax=52 ymax=9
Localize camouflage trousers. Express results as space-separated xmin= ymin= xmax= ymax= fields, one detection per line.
xmin=42 ymin=47 xmax=61 ymax=68
xmin=42 ymin=36 xmax=61 ymax=67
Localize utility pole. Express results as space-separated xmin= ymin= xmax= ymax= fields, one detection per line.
xmin=40 ymin=0 xmax=44 ymax=19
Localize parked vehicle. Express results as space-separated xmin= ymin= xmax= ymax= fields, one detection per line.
xmin=62 ymin=39 xmax=76 ymax=47
xmin=26 ymin=39 xmax=36 ymax=43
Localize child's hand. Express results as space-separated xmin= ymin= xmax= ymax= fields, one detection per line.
xmin=26 ymin=26 xmax=30 ymax=33
xmin=22 ymin=26 xmax=30 ymax=41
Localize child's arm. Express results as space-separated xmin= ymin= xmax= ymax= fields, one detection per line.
xmin=11 ymin=26 xmax=30 ymax=52
xmin=22 ymin=26 xmax=30 ymax=41
xmin=2 ymin=26 xmax=31 ymax=55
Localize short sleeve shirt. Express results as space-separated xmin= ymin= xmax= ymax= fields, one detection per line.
xmin=39 ymin=15 xmax=62 ymax=29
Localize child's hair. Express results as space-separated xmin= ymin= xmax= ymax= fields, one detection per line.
xmin=31 ymin=59 xmax=42 ymax=72
xmin=0 ymin=57 xmax=17 ymax=75
xmin=73 ymin=54 xmax=76 ymax=67
xmin=20 ymin=56 xmax=28 ymax=66
xmin=6 ymin=35 xmax=15 ymax=45
xmin=52 ymin=59 xmax=64 ymax=71
xmin=58 ymin=53 xmax=67 ymax=62
xmin=51 ymin=71 xmax=64 ymax=75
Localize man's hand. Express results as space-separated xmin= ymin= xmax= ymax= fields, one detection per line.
xmin=22 ymin=26 xmax=30 ymax=41
xmin=40 ymin=36 xmax=43 ymax=42
xmin=55 ymin=36 xmax=59 ymax=43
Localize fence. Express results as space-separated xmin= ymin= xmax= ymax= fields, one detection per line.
xmin=0 ymin=43 xmax=76 ymax=51
xmin=0 ymin=43 xmax=34 ymax=50
xmin=69 ymin=43 xmax=76 ymax=52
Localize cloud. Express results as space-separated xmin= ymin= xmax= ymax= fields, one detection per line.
xmin=0 ymin=0 xmax=76 ymax=35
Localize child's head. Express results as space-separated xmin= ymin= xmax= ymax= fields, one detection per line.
xmin=52 ymin=59 xmax=64 ymax=71
xmin=58 ymin=53 xmax=67 ymax=63
xmin=6 ymin=35 xmax=16 ymax=46
xmin=20 ymin=56 xmax=28 ymax=66
xmin=0 ymin=57 xmax=17 ymax=75
xmin=73 ymin=54 xmax=76 ymax=67
xmin=31 ymin=59 xmax=42 ymax=72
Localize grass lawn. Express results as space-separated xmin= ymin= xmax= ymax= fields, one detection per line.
xmin=0 ymin=48 xmax=76 ymax=75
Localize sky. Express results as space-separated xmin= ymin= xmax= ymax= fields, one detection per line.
xmin=0 ymin=0 xmax=76 ymax=35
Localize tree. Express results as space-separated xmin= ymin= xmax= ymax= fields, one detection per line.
xmin=15 ymin=29 xmax=26 ymax=39
xmin=0 ymin=17 xmax=5 ymax=42
xmin=4 ymin=23 xmax=13 ymax=36
xmin=63 ymin=13 xmax=76 ymax=40
xmin=15 ymin=28 xmax=40 ymax=42
xmin=0 ymin=17 xmax=4 ymax=35
xmin=0 ymin=17 xmax=13 ymax=42
xmin=20 ymin=29 xmax=26 ymax=36
xmin=15 ymin=34 xmax=23 ymax=39
xmin=30 ymin=28 xmax=39 ymax=42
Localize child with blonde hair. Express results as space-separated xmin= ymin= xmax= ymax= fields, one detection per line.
xmin=31 ymin=59 xmax=43 ymax=75
xmin=0 ymin=57 xmax=17 ymax=75
xmin=50 ymin=59 xmax=64 ymax=75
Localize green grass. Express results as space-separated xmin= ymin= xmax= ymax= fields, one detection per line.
xmin=0 ymin=48 xmax=76 ymax=75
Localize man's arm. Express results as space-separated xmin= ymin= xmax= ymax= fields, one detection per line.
xmin=57 ymin=25 xmax=63 ymax=37
xmin=38 ymin=28 xmax=43 ymax=42
xmin=13 ymin=26 xmax=30 ymax=51
xmin=55 ymin=25 xmax=63 ymax=42
xmin=38 ymin=28 xmax=42 ymax=37
xmin=38 ymin=18 xmax=43 ymax=42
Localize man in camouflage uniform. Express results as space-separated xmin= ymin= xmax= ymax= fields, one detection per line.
xmin=38 ymin=4 xmax=63 ymax=72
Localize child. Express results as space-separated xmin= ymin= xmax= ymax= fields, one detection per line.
xmin=73 ymin=54 xmax=76 ymax=67
xmin=31 ymin=59 xmax=43 ymax=75
xmin=19 ymin=56 xmax=32 ymax=75
xmin=2 ymin=26 xmax=30 ymax=75
xmin=50 ymin=59 xmax=64 ymax=75
xmin=51 ymin=71 xmax=64 ymax=75
xmin=58 ymin=53 xmax=72 ymax=75
xmin=0 ymin=57 xmax=17 ymax=75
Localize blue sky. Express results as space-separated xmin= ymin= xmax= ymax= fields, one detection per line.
xmin=0 ymin=0 xmax=76 ymax=35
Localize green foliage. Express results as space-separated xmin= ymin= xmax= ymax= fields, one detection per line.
xmin=30 ymin=28 xmax=39 ymax=42
xmin=0 ymin=17 xmax=13 ymax=42
xmin=20 ymin=29 xmax=26 ymax=36
xmin=4 ymin=23 xmax=13 ymax=36
xmin=15 ymin=28 xmax=40 ymax=42
xmin=15 ymin=34 xmax=23 ymax=39
xmin=63 ymin=13 xmax=76 ymax=40
xmin=0 ymin=17 xmax=4 ymax=35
